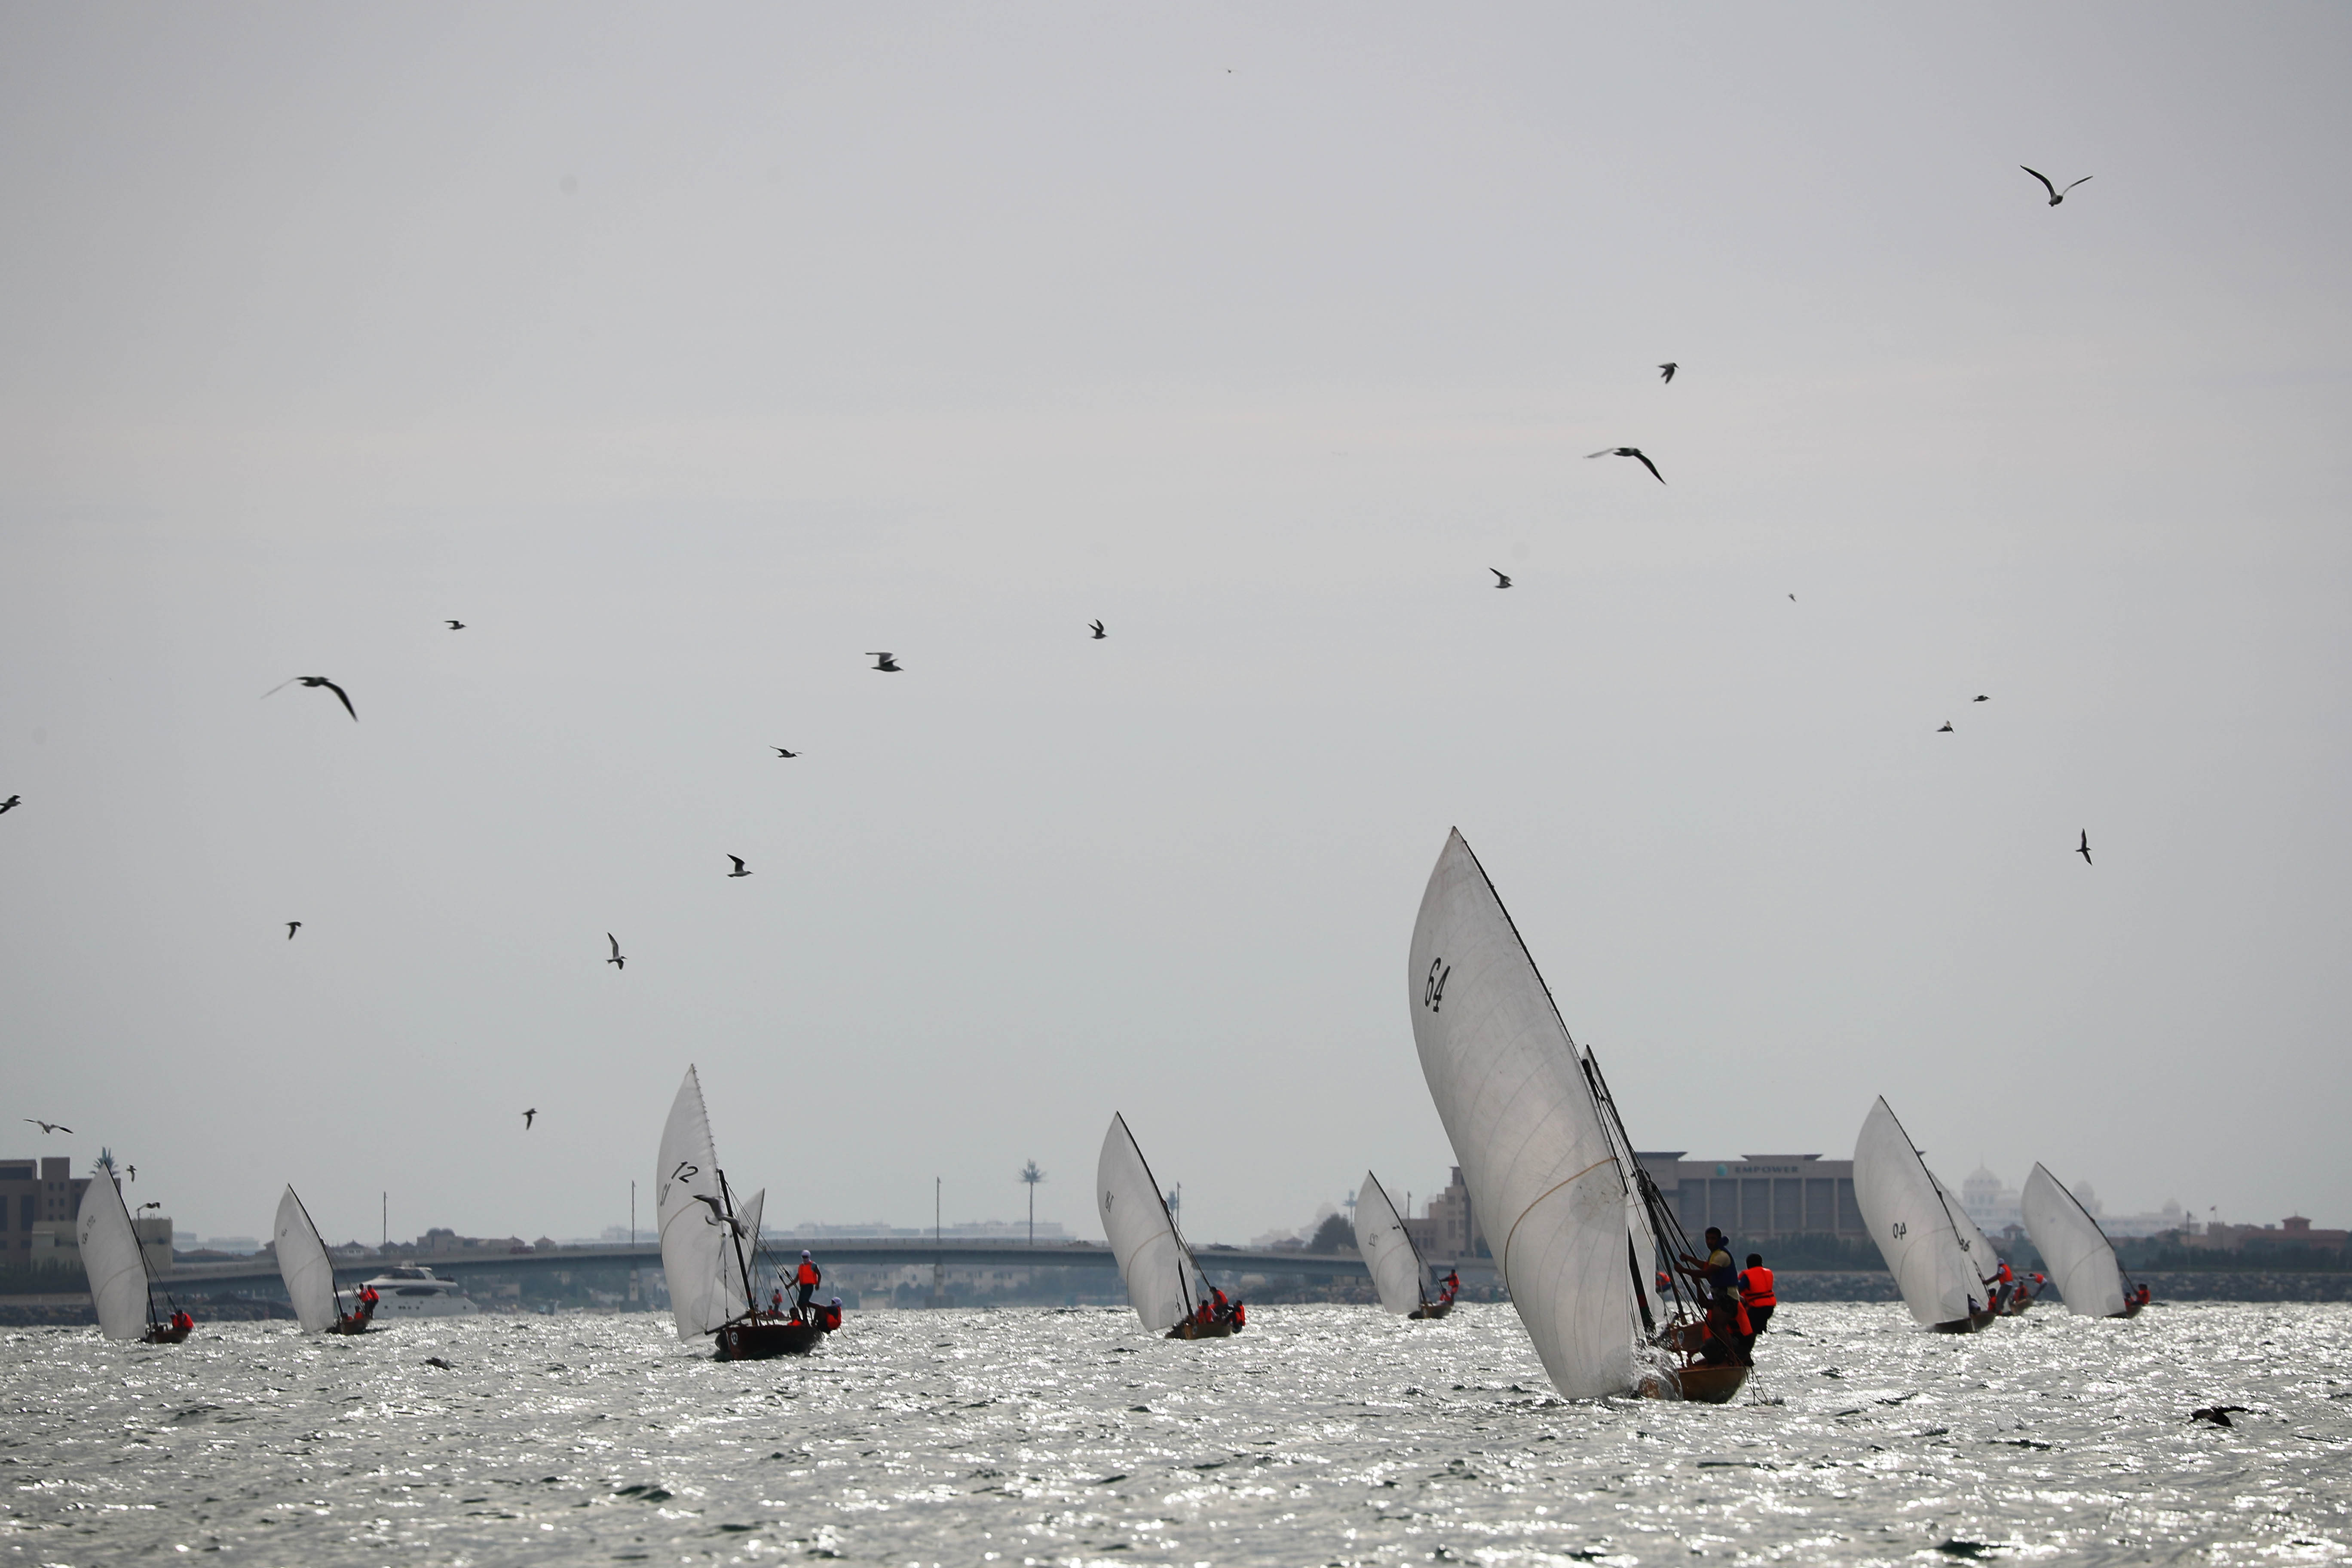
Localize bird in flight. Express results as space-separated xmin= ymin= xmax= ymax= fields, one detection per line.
xmin=139 ymin=1200 xmax=162 ymax=1213
xmin=2021 ymin=166 xmax=2092 ymax=206
xmin=126 ymin=1165 xmax=136 ymax=1182
xmin=1974 ymin=695 xmax=1990 ymax=702
xmin=1788 ymin=594 xmax=1796 ymax=602
xmin=2077 ymin=831 xmax=2093 ymax=866
xmin=606 ymin=933 xmax=626 ymax=970
xmin=773 ymin=747 xmax=798 ymax=758
xmin=263 ymin=676 xmax=357 ymax=721
xmin=23 ymin=1119 xmax=72 ymax=1135
xmin=1586 ymin=447 xmax=1666 ymax=484
xmin=286 ymin=921 xmax=302 ymax=940
xmin=1658 ymin=362 xmax=1678 ymax=384
xmin=1490 ymin=568 xmax=1513 ymax=589
xmin=692 ymin=1192 xmax=747 ymax=1237
xmin=0 ymin=795 xmax=18 ymax=814
xmin=523 ymin=1109 xmax=537 ymax=1130
xmin=867 ymin=652 xmax=902 ymax=672
xmin=1089 ymin=620 xmax=1106 ymax=640
xmin=1938 ymin=722 xmax=1954 ymax=733
xmin=446 ymin=620 xmax=466 ymax=631
xmin=727 ymin=855 xmax=752 ymax=878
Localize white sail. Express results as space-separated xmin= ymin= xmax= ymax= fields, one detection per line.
xmin=655 ymin=1065 xmax=744 ymax=1339
xmin=1354 ymin=1170 xmax=1427 ymax=1315
xmin=2021 ymin=1163 xmax=2128 ymax=1317
xmin=1097 ymin=1114 xmax=1201 ymax=1333
xmin=1407 ymin=830 xmax=1641 ymax=1399
xmin=273 ymin=1186 xmax=343 ymax=1333
xmin=75 ymin=1174 xmax=152 ymax=1341
xmin=1852 ymin=1098 xmax=1981 ymax=1327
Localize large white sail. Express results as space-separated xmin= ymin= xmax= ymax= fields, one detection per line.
xmin=74 ymin=1175 xmax=152 ymax=1341
xmin=2021 ymin=1163 xmax=2128 ymax=1317
xmin=1097 ymin=1114 xmax=1201 ymax=1333
xmin=1407 ymin=830 xmax=1641 ymax=1398
xmin=273 ymin=1186 xmax=342 ymax=1333
xmin=656 ymin=1065 xmax=743 ymax=1339
xmin=1853 ymin=1098 xmax=1981 ymax=1327
xmin=1354 ymin=1170 xmax=1427 ymax=1316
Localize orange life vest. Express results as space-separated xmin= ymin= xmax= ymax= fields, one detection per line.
xmin=1231 ymin=1300 xmax=1246 ymax=1327
xmin=1739 ymin=1266 xmax=1776 ymax=1309
xmin=1996 ymin=1260 xmax=2014 ymax=1285
xmin=796 ymin=1261 xmax=821 ymax=1287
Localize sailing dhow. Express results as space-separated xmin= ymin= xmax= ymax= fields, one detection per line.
xmin=1408 ymin=829 xmax=1746 ymax=1401
xmin=2021 ymin=1162 xmax=2144 ymax=1317
xmin=1098 ymin=1113 xmax=1238 ymax=1338
xmin=1853 ymin=1097 xmax=1997 ymax=1332
xmin=1355 ymin=1170 xmax=1453 ymax=1318
xmin=74 ymin=1167 xmax=188 ymax=1344
xmin=656 ymin=1065 xmax=824 ymax=1359
xmin=273 ymin=1185 xmax=375 ymax=1333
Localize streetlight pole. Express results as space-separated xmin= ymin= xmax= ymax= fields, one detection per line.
xmin=932 ymin=1176 xmax=944 ymax=1309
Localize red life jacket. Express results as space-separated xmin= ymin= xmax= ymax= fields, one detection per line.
xmin=1231 ymin=1300 xmax=1246 ymax=1326
xmin=1739 ymin=1266 xmax=1776 ymax=1309
xmin=1997 ymin=1260 xmax=2014 ymax=1285
xmin=796 ymin=1261 xmax=821 ymax=1287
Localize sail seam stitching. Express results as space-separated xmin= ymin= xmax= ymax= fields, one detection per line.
xmin=1499 ymin=1156 xmax=1616 ymax=1292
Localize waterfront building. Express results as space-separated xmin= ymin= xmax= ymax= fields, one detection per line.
xmin=1638 ymin=1153 xmax=1870 ymax=1243
xmin=1 ymin=1156 xmax=91 ymax=1273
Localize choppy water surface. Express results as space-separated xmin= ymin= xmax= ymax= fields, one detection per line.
xmin=5 ymin=1301 xmax=2349 ymax=1565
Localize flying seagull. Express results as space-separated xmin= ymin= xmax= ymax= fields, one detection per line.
xmin=1938 ymin=722 xmax=1954 ymax=733
xmin=2077 ymin=830 xmax=2093 ymax=866
xmin=692 ymin=1192 xmax=747 ymax=1237
xmin=446 ymin=619 xmax=466 ymax=631
xmin=1586 ymin=447 xmax=1666 ymax=484
xmin=139 ymin=1201 xmax=162 ymax=1213
xmin=2191 ymin=1406 xmax=2249 ymax=1428
xmin=1658 ymin=362 xmax=1678 ymax=384
xmin=523 ymin=1109 xmax=537 ymax=1130
xmin=2021 ymin=166 xmax=2092 ymax=206
xmin=286 ymin=921 xmax=302 ymax=940
xmin=263 ymin=676 xmax=357 ymax=721
xmin=126 ymin=1165 xmax=135 ymax=1182
xmin=727 ymin=855 xmax=751 ymax=878
xmin=773 ymin=747 xmax=798 ymax=758
xmin=1490 ymin=568 xmax=1513 ymax=589
xmin=23 ymin=1119 xmax=71 ymax=1135
xmin=867 ymin=652 xmax=902 ymax=672
xmin=1974 ymin=694 xmax=1990 ymax=702
xmin=606 ymin=933 xmax=626 ymax=970
xmin=0 ymin=795 xmax=18 ymax=813
xmin=1788 ymin=594 xmax=1797 ymax=602
xmin=1089 ymin=620 xmax=1106 ymax=640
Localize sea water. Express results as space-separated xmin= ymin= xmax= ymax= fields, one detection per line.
xmin=4 ymin=1301 xmax=2347 ymax=1565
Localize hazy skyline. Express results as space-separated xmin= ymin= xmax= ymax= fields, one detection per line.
xmin=4 ymin=5 xmax=2348 ymax=1247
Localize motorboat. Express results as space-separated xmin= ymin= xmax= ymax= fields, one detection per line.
xmin=356 ymin=1265 xmax=481 ymax=1318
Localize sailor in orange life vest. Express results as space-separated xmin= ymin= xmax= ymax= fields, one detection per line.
xmin=1439 ymin=1267 xmax=1461 ymax=1303
xmin=1210 ymin=1285 xmax=1231 ymax=1322
xmin=793 ymin=1252 xmax=822 ymax=1320
xmin=1739 ymin=1253 xmax=1776 ymax=1338
xmin=2134 ymin=1283 xmax=2152 ymax=1308
xmin=818 ymin=1297 xmax=843 ymax=1332
xmin=172 ymin=1309 xmax=194 ymax=1334
xmin=1678 ymin=1228 xmax=1751 ymax=1366
xmin=1992 ymin=1256 xmax=2016 ymax=1311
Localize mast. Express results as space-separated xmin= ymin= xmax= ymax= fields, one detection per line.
xmin=715 ymin=1169 xmax=756 ymax=1322
xmin=1580 ymin=1049 xmax=1694 ymax=1329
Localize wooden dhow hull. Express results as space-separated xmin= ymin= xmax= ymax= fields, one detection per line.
xmin=714 ymin=1315 xmax=825 ymax=1360
xmin=1165 ymin=1318 xmax=1240 ymax=1339
xmin=1409 ymin=1298 xmax=1455 ymax=1320
xmin=1644 ymin=1363 xmax=1748 ymax=1404
xmin=141 ymin=1322 xmax=191 ymax=1345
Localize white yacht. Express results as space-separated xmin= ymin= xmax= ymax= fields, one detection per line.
xmin=356 ymin=1265 xmax=481 ymax=1318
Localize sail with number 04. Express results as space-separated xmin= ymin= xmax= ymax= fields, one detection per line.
xmin=1853 ymin=1097 xmax=1992 ymax=1331
xmin=1407 ymin=829 xmax=1743 ymax=1401
xmin=2021 ymin=1162 xmax=2135 ymax=1318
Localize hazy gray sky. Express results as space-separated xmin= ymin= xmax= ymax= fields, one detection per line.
xmin=4 ymin=4 xmax=2347 ymax=1249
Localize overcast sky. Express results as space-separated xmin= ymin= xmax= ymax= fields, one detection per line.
xmin=3 ymin=4 xmax=2347 ymax=1250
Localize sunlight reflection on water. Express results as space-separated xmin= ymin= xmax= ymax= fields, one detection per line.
xmin=3 ymin=1301 xmax=2347 ymax=1565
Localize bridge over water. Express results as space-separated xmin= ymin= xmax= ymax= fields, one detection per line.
xmin=157 ymin=1237 xmax=1498 ymax=1296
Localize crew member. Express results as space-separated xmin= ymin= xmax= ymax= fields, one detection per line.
xmin=172 ymin=1308 xmax=193 ymax=1335
xmin=1739 ymin=1253 xmax=1777 ymax=1338
xmin=1992 ymin=1257 xmax=2016 ymax=1311
xmin=771 ymin=1286 xmax=785 ymax=1316
xmin=794 ymin=1251 xmax=822 ymax=1320
xmin=819 ymin=1297 xmax=843 ymax=1332
xmin=1680 ymin=1228 xmax=1739 ymax=1296
xmin=1210 ymin=1286 xmax=1231 ymax=1323
xmin=1230 ymin=1297 xmax=1246 ymax=1329
xmin=1441 ymin=1268 xmax=1461 ymax=1302
xmin=2134 ymin=1283 xmax=2152 ymax=1309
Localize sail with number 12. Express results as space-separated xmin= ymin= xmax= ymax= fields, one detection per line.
xmin=1407 ymin=829 xmax=1747 ymax=1401
xmin=655 ymin=1065 xmax=823 ymax=1360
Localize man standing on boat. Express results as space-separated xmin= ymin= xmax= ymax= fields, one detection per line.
xmin=1739 ymin=1254 xmax=1776 ymax=1338
xmin=1440 ymin=1267 xmax=1461 ymax=1305
xmin=793 ymin=1251 xmax=823 ymax=1321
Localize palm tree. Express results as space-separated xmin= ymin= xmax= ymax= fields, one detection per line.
xmin=1019 ymin=1161 xmax=1046 ymax=1246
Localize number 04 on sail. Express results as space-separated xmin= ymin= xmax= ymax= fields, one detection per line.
xmin=1408 ymin=830 xmax=1749 ymax=1402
